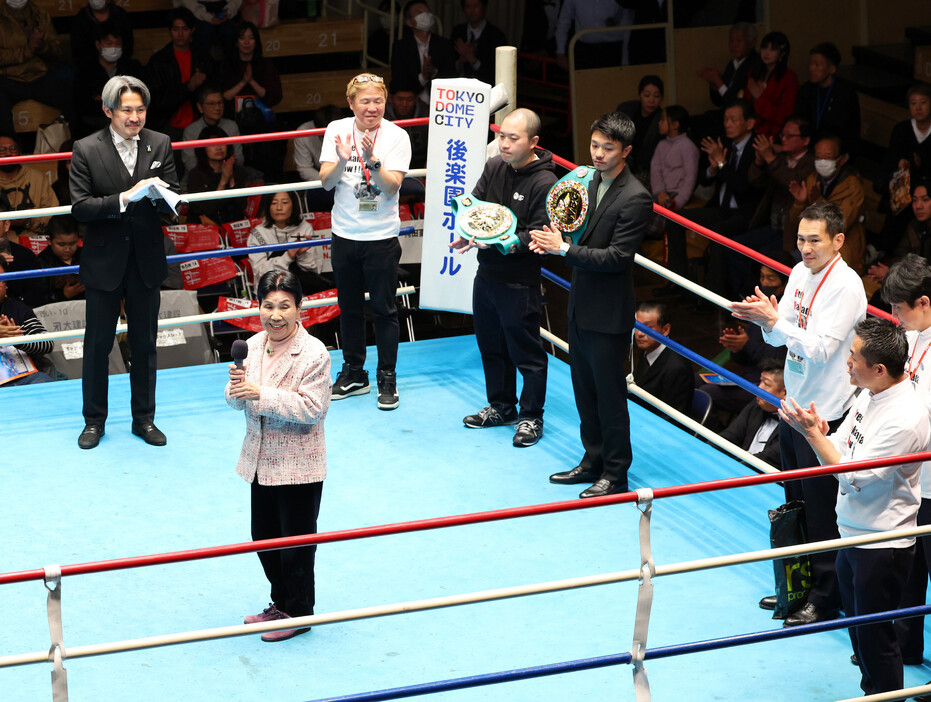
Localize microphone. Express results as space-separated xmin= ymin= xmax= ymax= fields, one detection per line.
xmin=231 ymin=340 xmax=248 ymax=370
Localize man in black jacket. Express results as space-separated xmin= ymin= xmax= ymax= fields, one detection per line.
xmin=390 ymin=1 xmax=456 ymax=103
xmin=719 ymin=357 xmax=785 ymax=467
xmin=450 ymin=0 xmax=507 ymax=85
xmin=531 ymin=110 xmax=653 ymax=497
xmin=794 ymin=42 xmax=860 ymax=159
xmin=631 ymin=301 xmax=693 ymax=416
xmin=454 ymin=108 xmax=556 ymax=447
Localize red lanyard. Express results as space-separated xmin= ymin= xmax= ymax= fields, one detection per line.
xmin=351 ymin=125 xmax=380 ymax=185
xmin=797 ymin=254 xmax=841 ymax=329
xmin=908 ymin=337 xmax=931 ymax=380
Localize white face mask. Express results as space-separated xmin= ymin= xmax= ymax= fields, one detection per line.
xmin=100 ymin=46 xmax=122 ymax=62
xmin=412 ymin=11 xmax=434 ymax=32
xmin=814 ymin=158 xmax=838 ymax=179
xmin=5 ymin=0 xmax=29 ymax=10
xmin=89 ymin=0 xmax=107 ymax=10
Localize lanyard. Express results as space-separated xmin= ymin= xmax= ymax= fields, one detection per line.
xmin=815 ymin=81 xmax=834 ymax=128
xmin=351 ymin=125 xmax=380 ymax=185
xmin=908 ymin=337 xmax=931 ymax=381
xmin=797 ymin=254 xmax=841 ymax=329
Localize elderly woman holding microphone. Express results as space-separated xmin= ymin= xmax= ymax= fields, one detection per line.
xmin=226 ymin=270 xmax=331 ymax=642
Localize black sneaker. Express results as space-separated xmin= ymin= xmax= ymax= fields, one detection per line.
xmin=376 ymin=369 xmax=399 ymax=410
xmin=332 ymin=364 xmax=369 ymax=400
xmin=513 ymin=418 xmax=544 ymax=447
xmin=463 ymin=405 xmax=518 ymax=428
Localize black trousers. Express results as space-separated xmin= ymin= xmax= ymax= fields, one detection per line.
xmin=472 ymin=275 xmax=547 ymax=420
xmin=569 ymin=321 xmax=632 ymax=487
xmin=836 ymin=545 xmax=913 ymax=695
xmin=82 ymin=263 xmax=161 ymax=425
xmin=330 ymin=234 xmax=401 ymax=371
xmin=251 ymin=480 xmax=323 ymax=618
xmin=894 ymin=497 xmax=931 ymax=660
xmin=780 ymin=415 xmax=845 ymax=611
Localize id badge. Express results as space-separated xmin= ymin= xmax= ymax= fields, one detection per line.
xmin=786 ymin=350 xmax=805 ymax=375
xmin=359 ymin=198 xmax=378 ymax=213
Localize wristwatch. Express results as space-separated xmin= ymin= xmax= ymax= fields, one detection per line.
xmin=367 ymin=159 xmax=382 ymax=171
xmin=558 ymin=241 xmax=570 ymax=256
xmin=716 ymin=160 xmax=725 ymax=170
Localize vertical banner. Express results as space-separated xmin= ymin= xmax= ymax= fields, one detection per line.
xmin=419 ymin=78 xmax=491 ymax=313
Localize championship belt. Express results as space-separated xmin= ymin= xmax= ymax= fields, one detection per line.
xmin=546 ymin=165 xmax=595 ymax=244
xmin=451 ymin=194 xmax=520 ymax=255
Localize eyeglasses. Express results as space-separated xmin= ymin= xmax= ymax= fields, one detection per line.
xmin=352 ymin=75 xmax=384 ymax=84
xmin=780 ymin=132 xmax=801 ymax=139
xmin=0 ymin=145 xmax=20 ymax=155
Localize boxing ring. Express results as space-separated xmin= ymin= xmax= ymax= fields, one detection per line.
xmin=2 ymin=125 xmax=931 ymax=702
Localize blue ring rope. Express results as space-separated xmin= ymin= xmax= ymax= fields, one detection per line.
xmin=305 ymin=604 xmax=931 ymax=701
xmin=0 ymin=226 xmax=416 ymax=282
xmin=539 ymin=268 xmax=781 ymax=407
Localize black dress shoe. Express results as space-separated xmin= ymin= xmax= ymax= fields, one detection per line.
xmin=132 ymin=422 xmax=167 ymax=446
xmin=849 ymin=654 xmax=858 ymax=666
xmin=758 ymin=595 xmax=777 ymax=611
xmin=579 ymin=479 xmax=627 ymax=499
xmin=78 ymin=424 xmax=104 ymax=449
xmin=550 ymin=465 xmax=600 ymax=485
xmin=783 ymin=602 xmax=838 ymax=627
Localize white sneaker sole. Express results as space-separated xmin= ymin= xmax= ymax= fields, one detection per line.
xmin=331 ymin=384 xmax=370 ymax=400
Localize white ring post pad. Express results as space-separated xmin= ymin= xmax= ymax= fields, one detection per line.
xmin=44 ymin=564 xmax=69 ymax=702
xmin=631 ymin=489 xmax=655 ymax=702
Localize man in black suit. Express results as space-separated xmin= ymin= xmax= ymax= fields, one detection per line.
xmin=719 ymin=357 xmax=786 ymax=468
xmin=794 ymin=42 xmax=860 ymax=159
xmin=450 ymin=0 xmax=507 ymax=85
xmin=698 ymin=22 xmax=760 ymax=109
xmin=631 ymin=301 xmax=693 ymax=416
xmin=530 ymin=111 xmax=653 ymax=498
xmin=390 ymin=1 xmax=456 ymax=102
xmin=70 ymin=75 xmax=180 ymax=449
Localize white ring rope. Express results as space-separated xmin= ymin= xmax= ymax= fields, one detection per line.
xmin=2 ymin=523 xmax=931 ymax=669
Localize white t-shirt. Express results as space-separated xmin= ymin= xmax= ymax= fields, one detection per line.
xmin=905 ymin=327 xmax=931 ymax=498
xmin=830 ymin=379 xmax=929 ymax=547
xmin=762 ymin=255 xmax=867 ymax=420
xmin=320 ymin=116 xmax=412 ymax=242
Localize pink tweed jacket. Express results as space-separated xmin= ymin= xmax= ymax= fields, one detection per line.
xmin=225 ymin=328 xmax=331 ymax=486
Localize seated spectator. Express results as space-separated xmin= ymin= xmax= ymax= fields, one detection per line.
xmin=73 ymin=21 xmax=145 ymax=139
xmin=719 ymin=357 xmax=785 ymax=467
xmin=293 ymin=105 xmax=344 ymax=211
xmin=785 ymin=134 xmax=865 ymax=273
xmin=650 ymin=104 xmax=699 ymax=212
xmin=617 ymin=74 xmax=664 ymax=184
xmin=147 ymin=7 xmax=215 ymax=138
xmin=176 ymin=0 xmax=240 ymax=57
xmin=37 ymin=214 xmax=84 ymax=304
xmin=745 ymin=31 xmax=798 ymax=138
xmin=0 ymin=206 xmax=45 ymax=308
xmin=247 ymin=191 xmax=331 ymax=296
xmin=385 ymin=77 xmax=429 ymax=169
xmin=181 ymin=85 xmax=244 ymax=175
xmin=632 ymin=301 xmax=693 ymax=416
xmin=221 ymin=21 xmax=282 ymax=116
xmin=53 ymin=139 xmax=72 ymax=206
xmin=867 ymin=179 xmax=931 ymax=307
xmin=0 ymin=135 xmax=59 ymax=241
xmin=186 ymin=125 xmax=262 ymax=226
xmin=0 ymin=255 xmax=54 ymax=386
xmin=451 ymin=0 xmax=507 ymax=85
xmin=555 ymin=0 xmax=629 ymax=71
xmin=794 ymin=42 xmax=860 ymax=158
xmin=71 ymin=0 xmax=134 ymax=65
xmin=391 ymin=1 xmax=457 ymax=102
xmin=701 ymin=254 xmax=791 ymax=414
xmin=0 ymin=0 xmax=72 ymax=137
xmin=697 ymin=22 xmax=761 ymax=110
xmin=873 ymin=83 xmax=931 ymax=255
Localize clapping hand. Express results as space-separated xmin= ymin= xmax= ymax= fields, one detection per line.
xmin=700 ymin=136 xmax=726 ymax=165
xmin=334 ymin=134 xmax=352 ymax=162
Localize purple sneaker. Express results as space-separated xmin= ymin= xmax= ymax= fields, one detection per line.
xmin=259 ymin=608 xmax=311 ymax=642
xmin=244 ymin=603 xmax=281 ymax=625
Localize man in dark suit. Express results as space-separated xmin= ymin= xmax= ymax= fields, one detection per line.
xmin=531 ymin=111 xmax=653 ymax=498
xmin=631 ymin=301 xmax=693 ymax=416
xmin=450 ymin=0 xmax=507 ymax=85
xmin=390 ymin=1 xmax=456 ymax=102
xmin=70 ymin=75 xmax=180 ymax=449
xmin=719 ymin=357 xmax=786 ymax=468
xmin=698 ymin=22 xmax=760 ymax=109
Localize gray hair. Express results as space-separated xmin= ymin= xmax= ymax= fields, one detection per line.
xmin=732 ymin=22 xmax=757 ymax=46
xmin=101 ymin=75 xmax=151 ymax=111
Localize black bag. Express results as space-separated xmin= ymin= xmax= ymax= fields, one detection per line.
xmin=769 ymin=500 xmax=811 ymax=619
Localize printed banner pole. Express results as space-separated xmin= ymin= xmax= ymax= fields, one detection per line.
xmin=419 ymin=78 xmax=492 ymax=313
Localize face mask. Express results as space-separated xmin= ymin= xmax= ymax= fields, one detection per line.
xmin=412 ymin=11 xmax=434 ymax=32
xmin=89 ymin=0 xmax=107 ymax=9
xmin=758 ymin=285 xmax=781 ymax=298
xmin=100 ymin=46 xmax=122 ymax=62
xmin=5 ymin=0 xmax=29 ymax=10
xmin=814 ymin=158 xmax=838 ymax=179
